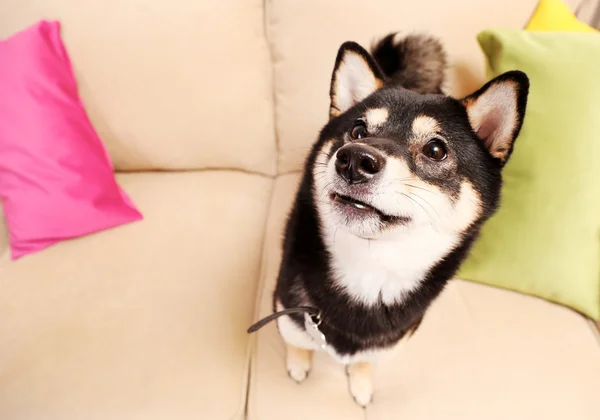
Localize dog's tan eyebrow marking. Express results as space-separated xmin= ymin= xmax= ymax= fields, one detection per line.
xmin=411 ymin=115 xmax=441 ymax=138
xmin=365 ymin=108 xmax=389 ymax=130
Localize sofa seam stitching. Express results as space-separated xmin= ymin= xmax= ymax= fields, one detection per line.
xmin=115 ymin=167 xmax=274 ymax=179
xmin=240 ymin=174 xmax=278 ymax=420
xmin=263 ymin=0 xmax=281 ymax=177
xmin=220 ymin=174 xmax=273 ymax=420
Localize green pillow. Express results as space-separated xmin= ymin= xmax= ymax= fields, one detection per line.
xmin=458 ymin=29 xmax=600 ymax=320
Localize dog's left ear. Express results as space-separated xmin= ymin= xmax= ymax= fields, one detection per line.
xmin=461 ymin=70 xmax=529 ymax=165
xmin=329 ymin=42 xmax=385 ymax=118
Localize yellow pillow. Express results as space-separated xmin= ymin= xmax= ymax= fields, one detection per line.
xmin=525 ymin=0 xmax=597 ymax=32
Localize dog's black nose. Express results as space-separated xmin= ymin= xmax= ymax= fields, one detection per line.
xmin=335 ymin=144 xmax=385 ymax=184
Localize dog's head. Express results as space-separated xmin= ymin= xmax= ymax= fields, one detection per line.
xmin=312 ymin=41 xmax=529 ymax=240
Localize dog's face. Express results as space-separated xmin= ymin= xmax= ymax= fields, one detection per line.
xmin=312 ymin=42 xmax=529 ymax=240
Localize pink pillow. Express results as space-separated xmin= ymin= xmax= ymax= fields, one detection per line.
xmin=0 ymin=20 xmax=142 ymax=260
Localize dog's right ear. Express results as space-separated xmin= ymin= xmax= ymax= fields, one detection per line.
xmin=461 ymin=70 xmax=529 ymax=165
xmin=329 ymin=42 xmax=385 ymax=118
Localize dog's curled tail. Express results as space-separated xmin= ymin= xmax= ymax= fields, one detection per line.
xmin=371 ymin=33 xmax=447 ymax=94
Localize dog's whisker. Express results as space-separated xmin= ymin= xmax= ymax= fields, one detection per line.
xmin=405 ymin=191 xmax=443 ymax=233
xmin=384 ymin=177 xmax=414 ymax=184
xmin=397 ymin=191 xmax=436 ymax=228
xmin=406 ymin=191 xmax=442 ymax=223
xmin=402 ymin=183 xmax=444 ymax=199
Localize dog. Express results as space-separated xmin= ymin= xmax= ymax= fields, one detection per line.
xmin=249 ymin=32 xmax=529 ymax=407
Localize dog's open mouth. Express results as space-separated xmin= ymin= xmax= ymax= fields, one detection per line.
xmin=332 ymin=193 xmax=376 ymax=212
xmin=330 ymin=193 xmax=408 ymax=224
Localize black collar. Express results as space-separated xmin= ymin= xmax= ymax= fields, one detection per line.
xmin=247 ymin=306 xmax=321 ymax=333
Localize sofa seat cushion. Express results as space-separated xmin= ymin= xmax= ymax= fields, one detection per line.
xmin=248 ymin=173 xmax=600 ymax=420
xmin=0 ymin=171 xmax=273 ymax=420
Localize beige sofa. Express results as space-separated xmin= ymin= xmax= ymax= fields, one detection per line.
xmin=1 ymin=1 xmax=599 ymax=419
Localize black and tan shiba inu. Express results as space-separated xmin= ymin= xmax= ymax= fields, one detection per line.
xmin=249 ymin=32 xmax=528 ymax=407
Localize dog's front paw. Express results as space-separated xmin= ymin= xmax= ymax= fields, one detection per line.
xmin=346 ymin=362 xmax=373 ymax=407
xmin=285 ymin=344 xmax=312 ymax=383
xmin=288 ymin=364 xmax=310 ymax=383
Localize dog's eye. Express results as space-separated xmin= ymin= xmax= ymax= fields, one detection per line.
xmin=423 ymin=139 xmax=448 ymax=161
xmin=350 ymin=122 xmax=368 ymax=139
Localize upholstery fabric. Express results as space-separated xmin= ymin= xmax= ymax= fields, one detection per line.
xmin=0 ymin=171 xmax=272 ymax=420
xmin=248 ymin=174 xmax=600 ymax=420
xmin=0 ymin=0 xmax=276 ymax=174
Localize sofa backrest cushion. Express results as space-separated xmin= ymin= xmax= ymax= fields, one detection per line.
xmin=268 ymin=0 xmax=585 ymax=173
xmin=0 ymin=0 xmax=276 ymax=175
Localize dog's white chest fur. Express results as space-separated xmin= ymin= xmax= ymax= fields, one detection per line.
xmin=323 ymin=225 xmax=457 ymax=306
